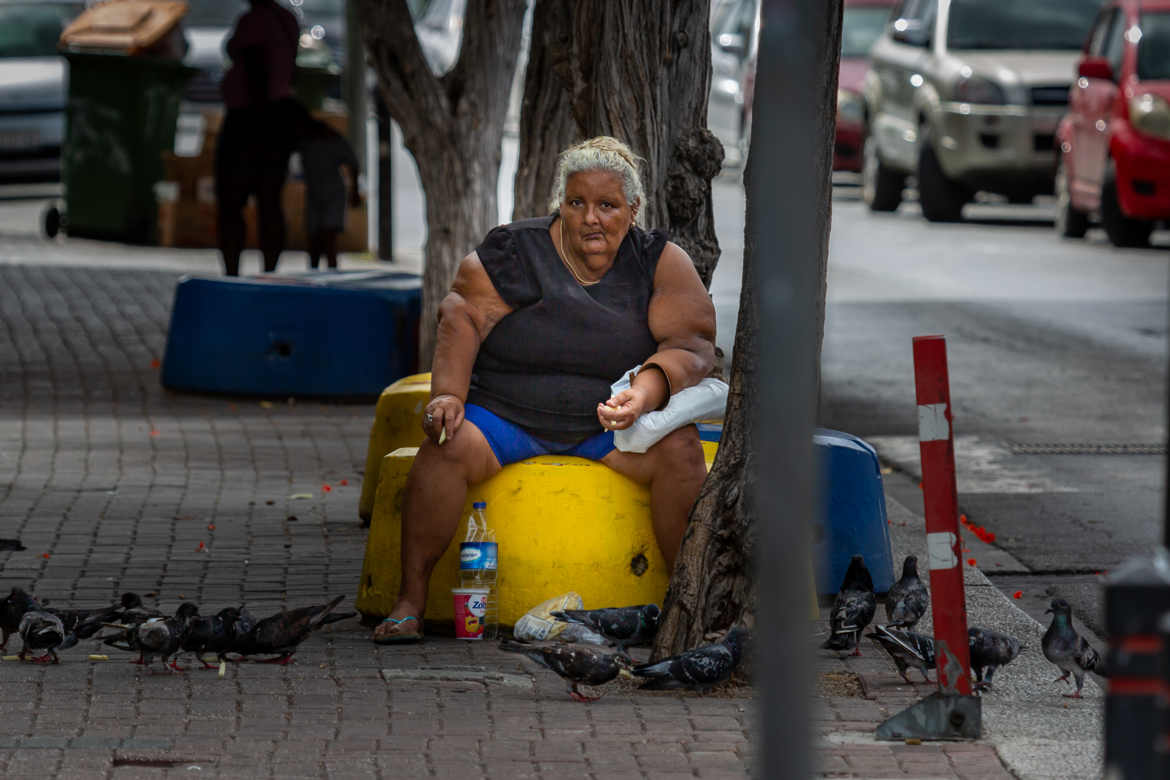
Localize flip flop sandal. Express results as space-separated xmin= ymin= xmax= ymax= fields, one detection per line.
xmin=374 ymin=615 xmax=422 ymax=645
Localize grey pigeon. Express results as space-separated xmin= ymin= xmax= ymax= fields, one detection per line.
xmin=229 ymin=595 xmax=355 ymax=664
xmin=1042 ymin=598 xmax=1107 ymax=698
xmin=866 ymin=624 xmax=935 ymax=683
xmin=968 ymin=627 xmax=1025 ymax=691
xmin=822 ymin=555 xmax=876 ymax=656
xmin=500 ymin=639 xmax=634 ymax=701
xmin=17 ymin=609 xmax=68 ymax=663
xmin=885 ymin=555 xmax=928 ymax=628
xmin=633 ymin=626 xmax=749 ymax=692
xmin=1 ymin=587 xmax=39 ymax=651
xmin=550 ymin=604 xmax=660 ymax=650
xmin=125 ymin=602 xmax=201 ymax=671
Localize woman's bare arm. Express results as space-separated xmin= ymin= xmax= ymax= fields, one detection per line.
xmin=597 ymin=242 xmax=716 ymax=429
xmin=426 ymin=252 xmax=513 ymax=440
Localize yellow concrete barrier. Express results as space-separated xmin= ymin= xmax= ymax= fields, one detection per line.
xmin=358 ymin=373 xmax=431 ymax=523
xmin=357 ymin=448 xmax=678 ymax=627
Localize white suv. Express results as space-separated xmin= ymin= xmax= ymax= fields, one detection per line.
xmin=862 ymin=0 xmax=1104 ymax=221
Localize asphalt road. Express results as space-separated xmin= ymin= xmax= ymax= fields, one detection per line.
xmin=821 ymin=185 xmax=1170 ymax=635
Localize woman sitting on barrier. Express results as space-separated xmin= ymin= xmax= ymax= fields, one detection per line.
xmin=373 ymin=136 xmax=717 ymax=644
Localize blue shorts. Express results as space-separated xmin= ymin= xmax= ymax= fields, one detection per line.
xmin=464 ymin=403 xmax=615 ymax=466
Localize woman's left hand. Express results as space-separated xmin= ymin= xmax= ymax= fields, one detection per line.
xmin=597 ymin=385 xmax=651 ymax=431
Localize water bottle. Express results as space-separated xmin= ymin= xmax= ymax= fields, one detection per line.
xmin=459 ymin=501 xmax=499 ymax=640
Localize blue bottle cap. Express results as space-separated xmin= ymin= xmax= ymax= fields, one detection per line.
xmin=473 ymin=501 xmax=487 ymax=509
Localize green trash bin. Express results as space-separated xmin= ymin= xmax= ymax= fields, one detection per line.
xmin=60 ymin=51 xmax=196 ymax=244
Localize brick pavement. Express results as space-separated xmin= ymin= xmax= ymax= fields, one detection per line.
xmin=0 ymin=262 xmax=752 ymax=779
xmin=0 ymin=256 xmax=1023 ymax=779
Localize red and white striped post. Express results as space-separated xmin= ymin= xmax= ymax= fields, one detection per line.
xmin=913 ymin=335 xmax=973 ymax=695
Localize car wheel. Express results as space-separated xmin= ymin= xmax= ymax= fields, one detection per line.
xmin=1101 ymin=160 xmax=1152 ymax=248
xmin=1054 ymin=157 xmax=1088 ymax=239
xmin=916 ymin=127 xmax=967 ymax=223
xmin=861 ymin=133 xmax=904 ymax=212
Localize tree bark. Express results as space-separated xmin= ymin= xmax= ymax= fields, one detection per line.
xmin=357 ymin=0 xmax=527 ymax=366
xmin=652 ymin=0 xmax=844 ymax=660
xmin=512 ymin=0 xmax=723 ymax=287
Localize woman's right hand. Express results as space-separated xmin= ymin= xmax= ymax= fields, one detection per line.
xmin=423 ymin=394 xmax=464 ymax=444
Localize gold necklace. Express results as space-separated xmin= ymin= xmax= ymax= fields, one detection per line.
xmin=557 ymin=217 xmax=600 ymax=286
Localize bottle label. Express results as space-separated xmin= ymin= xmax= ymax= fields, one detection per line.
xmin=459 ymin=541 xmax=498 ymax=571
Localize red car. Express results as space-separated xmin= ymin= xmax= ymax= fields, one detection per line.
xmin=835 ymin=0 xmax=898 ymax=172
xmin=1056 ymin=0 xmax=1170 ymax=246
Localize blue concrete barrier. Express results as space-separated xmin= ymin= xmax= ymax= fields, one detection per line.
xmin=161 ymin=270 xmax=420 ymax=397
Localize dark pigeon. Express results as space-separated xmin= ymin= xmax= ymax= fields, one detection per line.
xmin=1042 ymin=598 xmax=1107 ymax=698
xmin=550 ymin=604 xmax=660 ymax=650
xmin=866 ymin=624 xmax=936 ymax=683
xmin=633 ymin=626 xmax=749 ymax=692
xmin=46 ymin=595 xmax=131 ymax=644
xmin=96 ymin=593 xmax=169 ymax=657
xmin=822 ymin=555 xmax=876 ymax=656
xmin=182 ymin=607 xmax=244 ymax=668
xmin=500 ymin=639 xmax=634 ymax=701
xmin=885 ymin=555 xmax=928 ymax=629
xmin=229 ymin=595 xmax=355 ymax=664
xmin=1 ymin=587 xmax=39 ymax=652
xmin=18 ymin=609 xmax=68 ymax=664
xmin=968 ymin=627 xmax=1025 ymax=691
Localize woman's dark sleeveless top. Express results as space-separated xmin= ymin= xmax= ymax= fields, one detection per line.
xmin=467 ymin=215 xmax=667 ymax=443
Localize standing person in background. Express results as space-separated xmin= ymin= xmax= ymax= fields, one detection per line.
xmin=297 ymin=110 xmax=361 ymax=270
xmin=215 ymin=0 xmax=300 ymax=276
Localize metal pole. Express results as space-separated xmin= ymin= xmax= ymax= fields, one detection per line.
xmin=343 ymin=0 xmax=367 ymax=173
xmin=754 ymin=0 xmax=830 ymax=776
xmin=376 ymin=94 xmax=393 ymax=261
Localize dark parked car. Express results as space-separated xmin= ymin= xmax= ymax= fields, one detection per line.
xmin=0 ymin=0 xmax=85 ymax=183
xmin=1056 ymin=0 xmax=1170 ymax=246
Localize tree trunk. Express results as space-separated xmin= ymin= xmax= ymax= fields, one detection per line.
xmin=652 ymin=0 xmax=844 ymax=660
xmin=357 ymin=0 xmax=527 ymax=366
xmin=512 ymin=0 xmax=723 ymax=287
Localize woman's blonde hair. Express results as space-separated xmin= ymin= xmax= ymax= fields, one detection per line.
xmin=549 ymin=136 xmax=646 ymax=224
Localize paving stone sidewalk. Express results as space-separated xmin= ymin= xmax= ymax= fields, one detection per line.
xmin=0 ymin=260 xmax=752 ymax=779
xmin=0 ymin=253 xmax=1022 ymax=779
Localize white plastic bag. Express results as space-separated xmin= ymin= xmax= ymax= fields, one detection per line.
xmin=610 ymin=365 xmax=729 ymax=454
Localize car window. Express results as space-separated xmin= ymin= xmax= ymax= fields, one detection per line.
xmin=1086 ymin=8 xmax=1117 ymax=56
xmin=1138 ymin=12 xmax=1170 ymax=80
xmin=0 ymin=2 xmax=84 ymax=58
xmin=842 ymin=5 xmax=894 ymax=58
xmin=946 ymin=0 xmax=1104 ymax=50
xmin=1103 ymin=8 xmax=1126 ymax=75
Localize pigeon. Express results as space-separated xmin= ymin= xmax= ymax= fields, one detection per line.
xmin=866 ymin=624 xmax=935 ymax=683
xmin=968 ymin=627 xmax=1025 ymax=691
xmin=229 ymin=595 xmax=355 ymax=664
xmin=46 ymin=593 xmax=138 ymax=644
xmin=1042 ymin=598 xmax=1108 ymax=698
xmin=822 ymin=555 xmax=876 ymax=656
xmin=884 ymin=555 xmax=928 ymax=628
xmin=182 ymin=607 xmax=244 ymax=668
xmin=500 ymin=639 xmax=634 ymax=702
xmin=632 ymin=626 xmax=749 ymax=692
xmin=95 ymin=593 xmax=169 ymax=657
xmin=550 ymin=604 xmax=660 ymax=650
xmin=1 ymin=587 xmax=39 ymax=651
xmin=17 ymin=609 xmax=68 ymax=664
xmin=120 ymin=602 xmax=201 ymax=671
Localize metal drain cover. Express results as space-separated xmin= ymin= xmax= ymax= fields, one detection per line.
xmin=1008 ymin=442 xmax=1166 ymax=456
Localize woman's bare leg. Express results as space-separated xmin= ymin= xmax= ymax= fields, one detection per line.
xmin=375 ymin=420 xmax=501 ymax=638
xmin=601 ymin=426 xmax=707 ymax=570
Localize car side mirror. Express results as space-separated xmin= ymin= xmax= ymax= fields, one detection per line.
xmin=891 ymin=18 xmax=931 ymax=48
xmin=717 ymin=32 xmax=746 ymax=57
xmin=1078 ymin=56 xmax=1114 ymax=82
